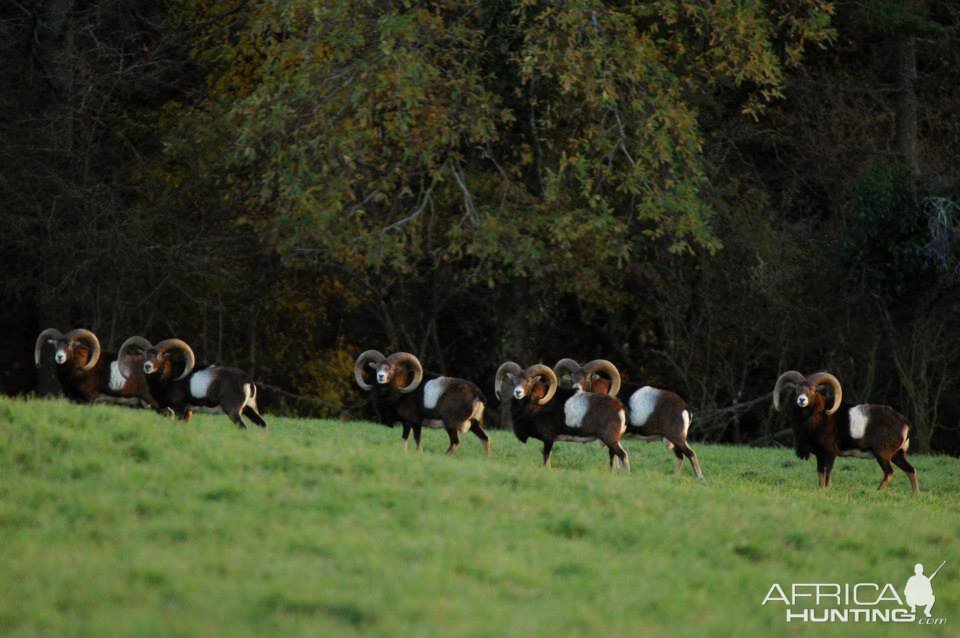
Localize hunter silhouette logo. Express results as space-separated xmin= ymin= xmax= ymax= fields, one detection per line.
xmin=761 ymin=560 xmax=947 ymax=624
xmin=904 ymin=561 xmax=944 ymax=618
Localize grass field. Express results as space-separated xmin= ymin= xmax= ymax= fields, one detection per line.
xmin=0 ymin=397 xmax=957 ymax=637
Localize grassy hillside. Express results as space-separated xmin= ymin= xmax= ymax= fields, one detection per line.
xmin=0 ymin=397 xmax=957 ymax=637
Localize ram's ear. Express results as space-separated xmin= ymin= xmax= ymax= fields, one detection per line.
xmin=368 ymin=361 xmax=378 ymax=369
xmin=47 ymin=339 xmax=58 ymax=345
xmin=591 ymin=373 xmax=600 ymax=380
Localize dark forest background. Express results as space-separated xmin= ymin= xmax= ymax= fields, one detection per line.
xmin=2 ymin=0 xmax=959 ymax=453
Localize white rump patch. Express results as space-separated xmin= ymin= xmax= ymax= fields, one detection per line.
xmin=848 ymin=406 xmax=869 ymax=439
xmin=628 ymin=387 xmax=661 ymax=427
xmin=618 ymin=409 xmax=626 ymax=435
xmin=901 ymin=425 xmax=910 ymax=452
xmin=108 ymin=361 xmax=126 ymax=392
xmin=457 ymin=400 xmax=484 ymax=433
xmin=241 ymin=383 xmax=256 ymax=410
xmin=564 ymin=394 xmax=591 ymax=428
xmin=423 ymin=377 xmax=453 ymax=410
xmin=682 ymin=409 xmax=690 ymax=438
xmin=189 ymin=367 xmax=217 ymax=400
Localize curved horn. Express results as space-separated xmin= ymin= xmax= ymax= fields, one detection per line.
xmin=524 ymin=364 xmax=558 ymax=405
xmin=495 ymin=361 xmax=523 ymax=400
xmin=807 ymin=371 xmax=843 ymax=415
xmin=155 ymin=339 xmax=196 ymax=381
xmin=353 ymin=349 xmax=385 ymax=391
xmin=386 ymin=352 xmax=423 ymax=394
xmin=65 ymin=329 xmax=101 ymax=371
xmin=117 ymin=336 xmax=154 ymax=379
xmin=552 ymin=358 xmax=582 ymax=386
xmin=583 ymin=359 xmax=621 ymax=396
xmin=34 ymin=328 xmax=64 ymax=367
xmin=772 ymin=370 xmax=806 ymax=412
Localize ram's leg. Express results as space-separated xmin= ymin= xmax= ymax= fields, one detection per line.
xmin=891 ymin=449 xmax=919 ymax=495
xmin=227 ymin=409 xmax=248 ymax=429
xmin=677 ymin=441 xmax=703 ymax=479
xmin=542 ymin=440 xmax=554 ymax=467
xmin=243 ymin=406 xmax=267 ymax=428
xmin=444 ymin=429 xmax=460 ymax=455
xmin=605 ymin=442 xmax=628 ymax=471
xmin=412 ymin=422 xmax=424 ymax=451
xmin=875 ymin=454 xmax=895 ymax=491
xmin=815 ymin=454 xmax=828 ymax=488
xmin=400 ymin=423 xmax=412 ymax=449
xmin=615 ymin=442 xmax=629 ymax=471
xmin=672 ymin=443 xmax=685 ymax=475
xmin=822 ymin=456 xmax=835 ymax=487
xmin=470 ymin=422 xmax=491 ymax=455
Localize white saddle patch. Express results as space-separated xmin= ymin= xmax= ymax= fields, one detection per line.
xmin=108 ymin=361 xmax=126 ymax=392
xmin=189 ymin=367 xmax=217 ymax=400
xmin=423 ymin=377 xmax=453 ymax=410
xmin=564 ymin=394 xmax=591 ymax=428
xmin=849 ymin=406 xmax=869 ymax=439
xmin=628 ymin=387 xmax=661 ymax=427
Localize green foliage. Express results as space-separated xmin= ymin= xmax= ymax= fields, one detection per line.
xmin=1 ymin=398 xmax=958 ymax=637
xmin=843 ymin=161 xmax=926 ymax=294
xmin=849 ymin=0 xmax=954 ymax=38
xmin=166 ymin=0 xmax=835 ymax=305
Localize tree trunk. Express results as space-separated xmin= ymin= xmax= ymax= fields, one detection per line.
xmin=894 ymin=1 xmax=919 ymax=178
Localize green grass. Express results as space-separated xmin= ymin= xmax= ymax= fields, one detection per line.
xmin=0 ymin=397 xmax=957 ymax=637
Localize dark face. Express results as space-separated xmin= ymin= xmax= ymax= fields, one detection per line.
xmin=794 ymin=382 xmax=819 ymax=410
xmin=559 ymin=366 xmax=616 ymax=394
xmin=511 ymin=374 xmax=547 ymax=402
xmin=374 ymin=361 xmax=399 ymax=385
xmin=48 ymin=338 xmax=90 ymax=367
xmin=570 ymin=370 xmax=608 ymax=393
xmin=143 ymin=349 xmax=173 ymax=376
